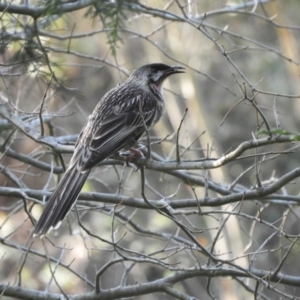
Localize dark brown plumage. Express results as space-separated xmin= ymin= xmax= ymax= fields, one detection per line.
xmin=33 ymin=63 xmax=185 ymax=237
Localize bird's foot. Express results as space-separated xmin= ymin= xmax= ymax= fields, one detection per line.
xmin=119 ymin=148 xmax=144 ymax=170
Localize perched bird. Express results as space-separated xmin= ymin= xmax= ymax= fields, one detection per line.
xmin=33 ymin=63 xmax=185 ymax=237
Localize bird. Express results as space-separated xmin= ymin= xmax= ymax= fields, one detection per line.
xmin=33 ymin=63 xmax=185 ymax=237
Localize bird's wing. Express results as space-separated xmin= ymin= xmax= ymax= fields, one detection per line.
xmin=77 ymin=94 xmax=157 ymax=171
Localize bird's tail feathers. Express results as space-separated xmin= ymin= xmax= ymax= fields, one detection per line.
xmin=33 ymin=166 xmax=90 ymax=237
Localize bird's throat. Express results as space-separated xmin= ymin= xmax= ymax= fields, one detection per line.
xmin=150 ymin=82 xmax=161 ymax=96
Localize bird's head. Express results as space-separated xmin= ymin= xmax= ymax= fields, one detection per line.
xmin=129 ymin=63 xmax=185 ymax=94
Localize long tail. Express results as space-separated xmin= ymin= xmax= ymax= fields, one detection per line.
xmin=34 ymin=166 xmax=90 ymax=237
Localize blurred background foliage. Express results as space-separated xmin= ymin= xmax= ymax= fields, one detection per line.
xmin=1 ymin=0 xmax=300 ymax=299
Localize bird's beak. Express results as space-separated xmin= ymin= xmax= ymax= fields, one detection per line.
xmin=155 ymin=65 xmax=185 ymax=86
xmin=159 ymin=66 xmax=185 ymax=83
xmin=169 ymin=66 xmax=185 ymax=74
